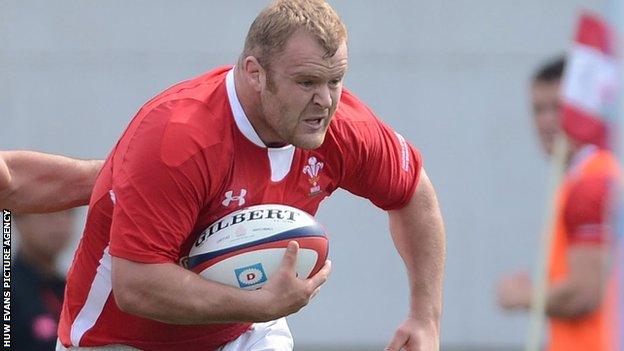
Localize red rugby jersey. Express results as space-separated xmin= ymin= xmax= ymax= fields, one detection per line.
xmin=58 ymin=66 xmax=422 ymax=350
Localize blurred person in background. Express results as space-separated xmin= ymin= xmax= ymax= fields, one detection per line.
xmin=13 ymin=210 xmax=76 ymax=351
xmin=497 ymin=56 xmax=619 ymax=351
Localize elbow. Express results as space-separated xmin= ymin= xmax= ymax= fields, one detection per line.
xmin=568 ymin=284 xmax=604 ymax=318
xmin=570 ymin=293 xmax=602 ymax=317
xmin=113 ymin=287 xmax=135 ymax=315
xmin=112 ymin=279 xmax=146 ymax=316
xmin=111 ymin=262 xmax=152 ymax=317
xmin=548 ymin=290 xmax=603 ymax=319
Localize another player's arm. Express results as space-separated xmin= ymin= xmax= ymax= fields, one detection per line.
xmin=545 ymin=245 xmax=608 ymax=318
xmin=385 ymin=169 xmax=445 ymax=351
xmin=497 ymin=246 xmax=608 ymax=317
xmin=498 ymin=175 xmax=612 ymax=317
xmin=544 ymin=173 xmax=613 ymax=318
xmin=0 ymin=150 xmax=102 ymax=212
xmin=112 ymin=241 xmax=331 ymax=324
xmin=545 ymin=175 xmax=612 ymax=318
xmin=0 ymin=153 xmax=9 ymax=193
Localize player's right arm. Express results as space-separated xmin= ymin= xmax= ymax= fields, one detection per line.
xmin=0 ymin=150 xmax=102 ymax=213
xmin=112 ymin=241 xmax=331 ymax=324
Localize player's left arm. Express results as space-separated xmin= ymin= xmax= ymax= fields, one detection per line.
xmin=384 ymin=169 xmax=445 ymax=351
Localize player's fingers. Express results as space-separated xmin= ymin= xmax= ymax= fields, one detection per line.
xmin=384 ymin=328 xmax=409 ymax=351
xmin=309 ymin=260 xmax=331 ymax=289
xmin=279 ymin=241 xmax=299 ymax=271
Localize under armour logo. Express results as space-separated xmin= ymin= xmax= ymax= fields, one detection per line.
xmin=222 ymin=189 xmax=247 ymax=207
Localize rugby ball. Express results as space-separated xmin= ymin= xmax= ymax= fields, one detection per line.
xmin=188 ymin=204 xmax=328 ymax=290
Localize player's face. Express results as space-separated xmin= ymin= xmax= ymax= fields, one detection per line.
xmin=531 ymin=80 xmax=561 ymax=157
xmin=259 ymin=30 xmax=348 ymax=149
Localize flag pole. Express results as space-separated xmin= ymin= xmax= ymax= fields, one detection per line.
xmin=524 ymin=134 xmax=569 ymax=351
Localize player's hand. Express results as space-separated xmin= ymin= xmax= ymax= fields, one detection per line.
xmin=385 ymin=316 xmax=439 ymax=351
xmin=497 ymin=271 xmax=532 ymax=310
xmin=255 ymin=241 xmax=331 ymax=321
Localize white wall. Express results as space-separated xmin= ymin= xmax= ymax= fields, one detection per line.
xmin=1 ymin=0 xmax=604 ymax=348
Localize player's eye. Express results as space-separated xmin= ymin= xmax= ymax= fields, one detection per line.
xmin=299 ymin=80 xmax=314 ymax=88
xmin=329 ymin=79 xmax=341 ymax=87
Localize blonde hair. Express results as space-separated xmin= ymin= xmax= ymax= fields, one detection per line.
xmin=240 ymin=0 xmax=347 ymax=68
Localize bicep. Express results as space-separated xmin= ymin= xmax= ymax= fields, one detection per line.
xmin=110 ymin=256 xmax=178 ymax=315
xmin=560 ymin=173 xmax=612 ymax=299
xmin=389 ymin=169 xmax=441 ymax=228
xmin=388 ymin=169 xmax=445 ymax=257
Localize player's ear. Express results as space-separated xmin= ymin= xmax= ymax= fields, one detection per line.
xmin=243 ymin=56 xmax=264 ymax=93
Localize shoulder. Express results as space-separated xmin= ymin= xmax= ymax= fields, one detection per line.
xmin=569 ymin=148 xmax=620 ymax=182
xmin=144 ymin=65 xmax=233 ymax=110
xmin=137 ymin=65 xmax=233 ymax=133
xmin=119 ymin=67 xmax=235 ymax=168
xmin=564 ymin=148 xmax=619 ymax=211
xmin=584 ymin=149 xmax=620 ymax=178
xmin=328 ymin=88 xmax=382 ymax=140
xmin=334 ymin=88 xmax=378 ymax=123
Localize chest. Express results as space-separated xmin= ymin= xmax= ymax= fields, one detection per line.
xmin=182 ymin=143 xmax=341 ymax=253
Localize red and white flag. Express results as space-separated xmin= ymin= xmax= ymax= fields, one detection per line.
xmin=561 ymin=12 xmax=619 ymax=148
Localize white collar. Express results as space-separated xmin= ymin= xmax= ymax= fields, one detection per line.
xmin=225 ymin=69 xmax=293 ymax=151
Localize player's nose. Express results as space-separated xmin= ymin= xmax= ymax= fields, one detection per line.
xmin=313 ymin=84 xmax=332 ymax=109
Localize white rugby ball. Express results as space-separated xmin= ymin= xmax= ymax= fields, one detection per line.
xmin=188 ymin=204 xmax=328 ymax=290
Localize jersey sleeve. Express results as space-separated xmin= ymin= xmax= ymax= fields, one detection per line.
xmin=108 ymin=100 xmax=212 ymax=263
xmin=564 ymin=175 xmax=614 ymax=245
xmin=336 ymin=94 xmax=422 ymax=210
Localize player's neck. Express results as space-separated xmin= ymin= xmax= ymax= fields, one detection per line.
xmin=233 ymin=67 xmax=285 ymax=147
xmin=564 ymin=138 xmax=587 ymax=167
